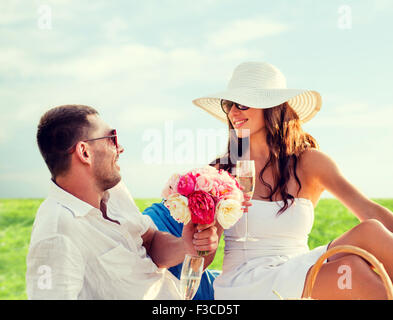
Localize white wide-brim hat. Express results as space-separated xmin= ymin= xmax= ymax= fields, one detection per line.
xmin=192 ymin=61 xmax=322 ymax=123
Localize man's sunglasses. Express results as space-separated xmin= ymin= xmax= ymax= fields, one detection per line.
xmin=220 ymin=100 xmax=250 ymax=114
xmin=68 ymin=129 xmax=118 ymax=154
xmin=84 ymin=129 xmax=118 ymax=148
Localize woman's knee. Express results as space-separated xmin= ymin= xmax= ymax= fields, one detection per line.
xmin=345 ymin=219 xmax=386 ymax=245
xmin=330 ymin=219 xmax=385 ymax=252
xmin=356 ymin=219 xmax=385 ymax=234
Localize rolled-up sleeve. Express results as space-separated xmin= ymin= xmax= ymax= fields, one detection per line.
xmin=26 ymin=235 xmax=85 ymax=300
xmin=108 ymin=181 xmax=158 ymax=234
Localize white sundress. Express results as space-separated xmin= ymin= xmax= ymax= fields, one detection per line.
xmin=214 ymin=198 xmax=330 ymax=300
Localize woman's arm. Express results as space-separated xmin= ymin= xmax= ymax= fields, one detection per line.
xmin=304 ymin=149 xmax=393 ymax=232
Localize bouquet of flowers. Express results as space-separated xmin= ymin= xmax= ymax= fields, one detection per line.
xmin=162 ymin=165 xmax=245 ymax=233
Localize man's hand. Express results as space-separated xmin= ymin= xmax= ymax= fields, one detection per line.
xmin=182 ymin=221 xmax=219 ymax=256
xmin=142 ymin=221 xmax=219 ymax=269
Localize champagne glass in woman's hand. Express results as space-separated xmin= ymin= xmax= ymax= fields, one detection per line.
xmin=236 ymin=160 xmax=258 ymax=242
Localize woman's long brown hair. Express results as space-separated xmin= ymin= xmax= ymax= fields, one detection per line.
xmin=211 ymin=102 xmax=319 ymax=215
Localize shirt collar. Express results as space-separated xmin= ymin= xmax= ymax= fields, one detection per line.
xmin=48 ymin=180 xmax=110 ymax=217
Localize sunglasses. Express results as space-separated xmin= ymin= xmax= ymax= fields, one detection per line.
xmin=68 ymin=129 xmax=118 ymax=154
xmin=84 ymin=129 xmax=118 ymax=148
xmin=221 ymin=99 xmax=250 ymax=114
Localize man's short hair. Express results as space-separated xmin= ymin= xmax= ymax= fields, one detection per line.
xmin=37 ymin=104 xmax=99 ymax=179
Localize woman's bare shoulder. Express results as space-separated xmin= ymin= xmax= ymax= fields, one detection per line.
xmin=299 ymin=148 xmax=336 ymax=167
xmin=295 ymin=149 xmax=335 ymax=202
xmin=299 ymin=148 xmax=341 ymax=181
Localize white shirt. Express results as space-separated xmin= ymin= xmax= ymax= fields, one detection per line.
xmin=26 ymin=180 xmax=182 ymax=300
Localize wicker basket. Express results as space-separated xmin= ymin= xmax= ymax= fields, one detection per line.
xmin=302 ymin=245 xmax=393 ymax=299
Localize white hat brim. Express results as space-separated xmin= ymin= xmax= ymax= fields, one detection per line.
xmin=192 ymin=88 xmax=322 ymax=123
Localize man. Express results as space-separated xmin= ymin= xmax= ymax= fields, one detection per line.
xmin=26 ymin=104 xmax=218 ymax=299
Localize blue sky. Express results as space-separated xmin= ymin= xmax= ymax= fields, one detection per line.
xmin=0 ymin=0 xmax=392 ymax=199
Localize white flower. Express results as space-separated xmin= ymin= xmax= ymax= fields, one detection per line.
xmin=164 ymin=193 xmax=191 ymax=224
xmin=216 ymin=198 xmax=243 ymax=229
xmin=161 ymin=173 xmax=181 ymax=199
xmin=224 ymin=187 xmax=244 ymax=203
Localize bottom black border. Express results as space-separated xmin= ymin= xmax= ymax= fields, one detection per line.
xmin=0 ymin=299 xmax=388 ymax=317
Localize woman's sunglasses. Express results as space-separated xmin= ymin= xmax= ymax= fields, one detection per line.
xmin=68 ymin=129 xmax=118 ymax=154
xmin=220 ymin=100 xmax=250 ymax=114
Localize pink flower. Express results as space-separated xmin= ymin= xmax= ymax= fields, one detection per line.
xmin=177 ymin=173 xmax=196 ymax=196
xmin=216 ymin=181 xmax=235 ymax=200
xmin=188 ymin=190 xmax=216 ymax=224
xmin=195 ymin=174 xmax=214 ymax=193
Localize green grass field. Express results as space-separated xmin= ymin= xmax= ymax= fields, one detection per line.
xmin=1 ymin=198 xmax=392 ymax=300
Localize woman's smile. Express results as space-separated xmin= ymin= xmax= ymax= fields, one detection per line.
xmin=232 ymin=118 xmax=248 ymax=128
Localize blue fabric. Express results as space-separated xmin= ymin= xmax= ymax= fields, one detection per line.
xmin=142 ymin=202 xmax=219 ymax=300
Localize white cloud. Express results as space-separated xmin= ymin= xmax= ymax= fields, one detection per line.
xmin=372 ymin=0 xmax=393 ymax=13
xmin=0 ymin=48 xmax=36 ymax=75
xmin=0 ymin=1 xmax=32 ymax=25
xmin=306 ymin=102 xmax=393 ymax=128
xmin=39 ymin=44 xmax=166 ymax=80
xmin=101 ymin=17 xmax=130 ymax=41
xmin=0 ymin=169 xmax=50 ymax=198
xmin=116 ymin=106 xmax=190 ymax=129
xmin=1 ymin=43 xmax=206 ymax=85
xmin=208 ymin=17 xmax=289 ymax=47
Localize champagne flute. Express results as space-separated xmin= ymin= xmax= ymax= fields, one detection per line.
xmin=179 ymin=254 xmax=204 ymax=300
xmin=236 ymin=160 xmax=258 ymax=242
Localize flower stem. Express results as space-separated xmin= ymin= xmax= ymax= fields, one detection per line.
xmin=197 ymin=250 xmax=209 ymax=257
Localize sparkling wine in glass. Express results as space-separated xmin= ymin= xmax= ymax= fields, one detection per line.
xmin=236 ymin=160 xmax=258 ymax=242
xmin=180 ymin=254 xmax=203 ymax=300
xmin=238 ymin=176 xmax=255 ymax=197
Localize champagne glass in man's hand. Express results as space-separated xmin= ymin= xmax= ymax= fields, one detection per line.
xmin=180 ymin=254 xmax=204 ymax=300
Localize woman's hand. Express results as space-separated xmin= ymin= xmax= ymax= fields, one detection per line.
xmin=239 ymin=184 xmax=253 ymax=213
xmin=242 ymin=193 xmax=253 ymax=213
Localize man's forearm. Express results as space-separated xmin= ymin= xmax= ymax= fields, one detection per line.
xmin=143 ymin=223 xmax=219 ymax=270
xmin=147 ymin=230 xmax=187 ymax=268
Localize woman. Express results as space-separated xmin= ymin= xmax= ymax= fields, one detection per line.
xmin=192 ymin=61 xmax=393 ymax=300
